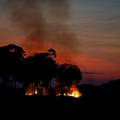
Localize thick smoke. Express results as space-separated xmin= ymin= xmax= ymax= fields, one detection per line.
xmin=5 ymin=0 xmax=79 ymax=51
xmin=5 ymin=0 xmax=46 ymax=49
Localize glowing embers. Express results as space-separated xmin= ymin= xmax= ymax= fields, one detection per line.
xmin=35 ymin=89 xmax=38 ymax=95
xmin=25 ymin=82 xmax=82 ymax=98
xmin=25 ymin=83 xmax=49 ymax=96
xmin=25 ymin=89 xmax=38 ymax=96
xmin=25 ymin=83 xmax=37 ymax=96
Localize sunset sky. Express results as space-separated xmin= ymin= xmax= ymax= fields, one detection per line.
xmin=0 ymin=0 xmax=120 ymax=84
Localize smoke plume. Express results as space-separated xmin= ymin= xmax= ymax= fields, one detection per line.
xmin=5 ymin=0 xmax=79 ymax=52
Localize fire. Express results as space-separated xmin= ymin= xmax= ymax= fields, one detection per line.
xmin=25 ymin=83 xmax=49 ymax=96
xmin=56 ymin=93 xmax=61 ymax=96
xmin=70 ymin=90 xmax=81 ymax=98
xmin=56 ymin=84 xmax=82 ymax=98
xmin=25 ymin=83 xmax=38 ymax=96
xmin=25 ymin=88 xmax=38 ymax=96
xmin=25 ymin=86 xmax=33 ymax=96
xmin=25 ymin=91 xmax=33 ymax=96
xmin=64 ymin=84 xmax=82 ymax=98
xmin=35 ymin=89 xmax=38 ymax=95
xmin=25 ymin=83 xmax=82 ymax=98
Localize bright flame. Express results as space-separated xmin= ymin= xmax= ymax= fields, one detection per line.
xmin=35 ymin=89 xmax=38 ymax=94
xmin=25 ymin=83 xmax=38 ymax=96
xmin=69 ymin=84 xmax=82 ymax=98
xmin=25 ymin=89 xmax=38 ymax=96
xmin=25 ymin=83 xmax=49 ymax=96
xmin=56 ymin=84 xmax=82 ymax=98
xmin=65 ymin=84 xmax=82 ymax=98
xmin=71 ymin=90 xmax=81 ymax=98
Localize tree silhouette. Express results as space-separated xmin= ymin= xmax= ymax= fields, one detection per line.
xmin=0 ymin=44 xmax=83 ymax=96
xmin=21 ymin=48 xmax=57 ymax=95
xmin=57 ymin=64 xmax=82 ymax=96
xmin=0 ymin=44 xmax=25 ymax=88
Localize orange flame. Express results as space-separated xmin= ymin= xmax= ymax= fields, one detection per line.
xmin=68 ymin=84 xmax=82 ymax=98
xmin=25 ymin=83 xmax=38 ymax=96
xmin=56 ymin=84 xmax=82 ymax=98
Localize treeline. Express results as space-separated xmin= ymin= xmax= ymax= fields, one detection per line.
xmin=0 ymin=44 xmax=82 ymax=95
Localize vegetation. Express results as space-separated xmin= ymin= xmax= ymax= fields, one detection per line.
xmin=0 ymin=44 xmax=120 ymax=115
xmin=0 ymin=44 xmax=82 ymax=96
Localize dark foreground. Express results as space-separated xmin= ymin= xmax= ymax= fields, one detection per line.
xmin=1 ymin=95 xmax=120 ymax=118
xmin=1 ymin=79 xmax=120 ymax=117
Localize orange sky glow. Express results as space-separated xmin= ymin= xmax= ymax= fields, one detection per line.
xmin=0 ymin=0 xmax=120 ymax=84
xmin=0 ymin=34 xmax=120 ymax=83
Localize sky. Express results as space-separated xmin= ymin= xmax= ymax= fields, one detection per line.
xmin=0 ymin=0 xmax=120 ymax=84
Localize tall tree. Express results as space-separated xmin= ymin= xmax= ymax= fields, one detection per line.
xmin=22 ymin=48 xmax=57 ymax=95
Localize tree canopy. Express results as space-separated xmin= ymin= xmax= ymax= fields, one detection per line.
xmin=0 ymin=44 xmax=82 ymax=95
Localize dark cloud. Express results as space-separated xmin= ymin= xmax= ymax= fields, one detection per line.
xmin=5 ymin=0 xmax=46 ymax=48
xmin=4 ymin=0 xmax=79 ymax=51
